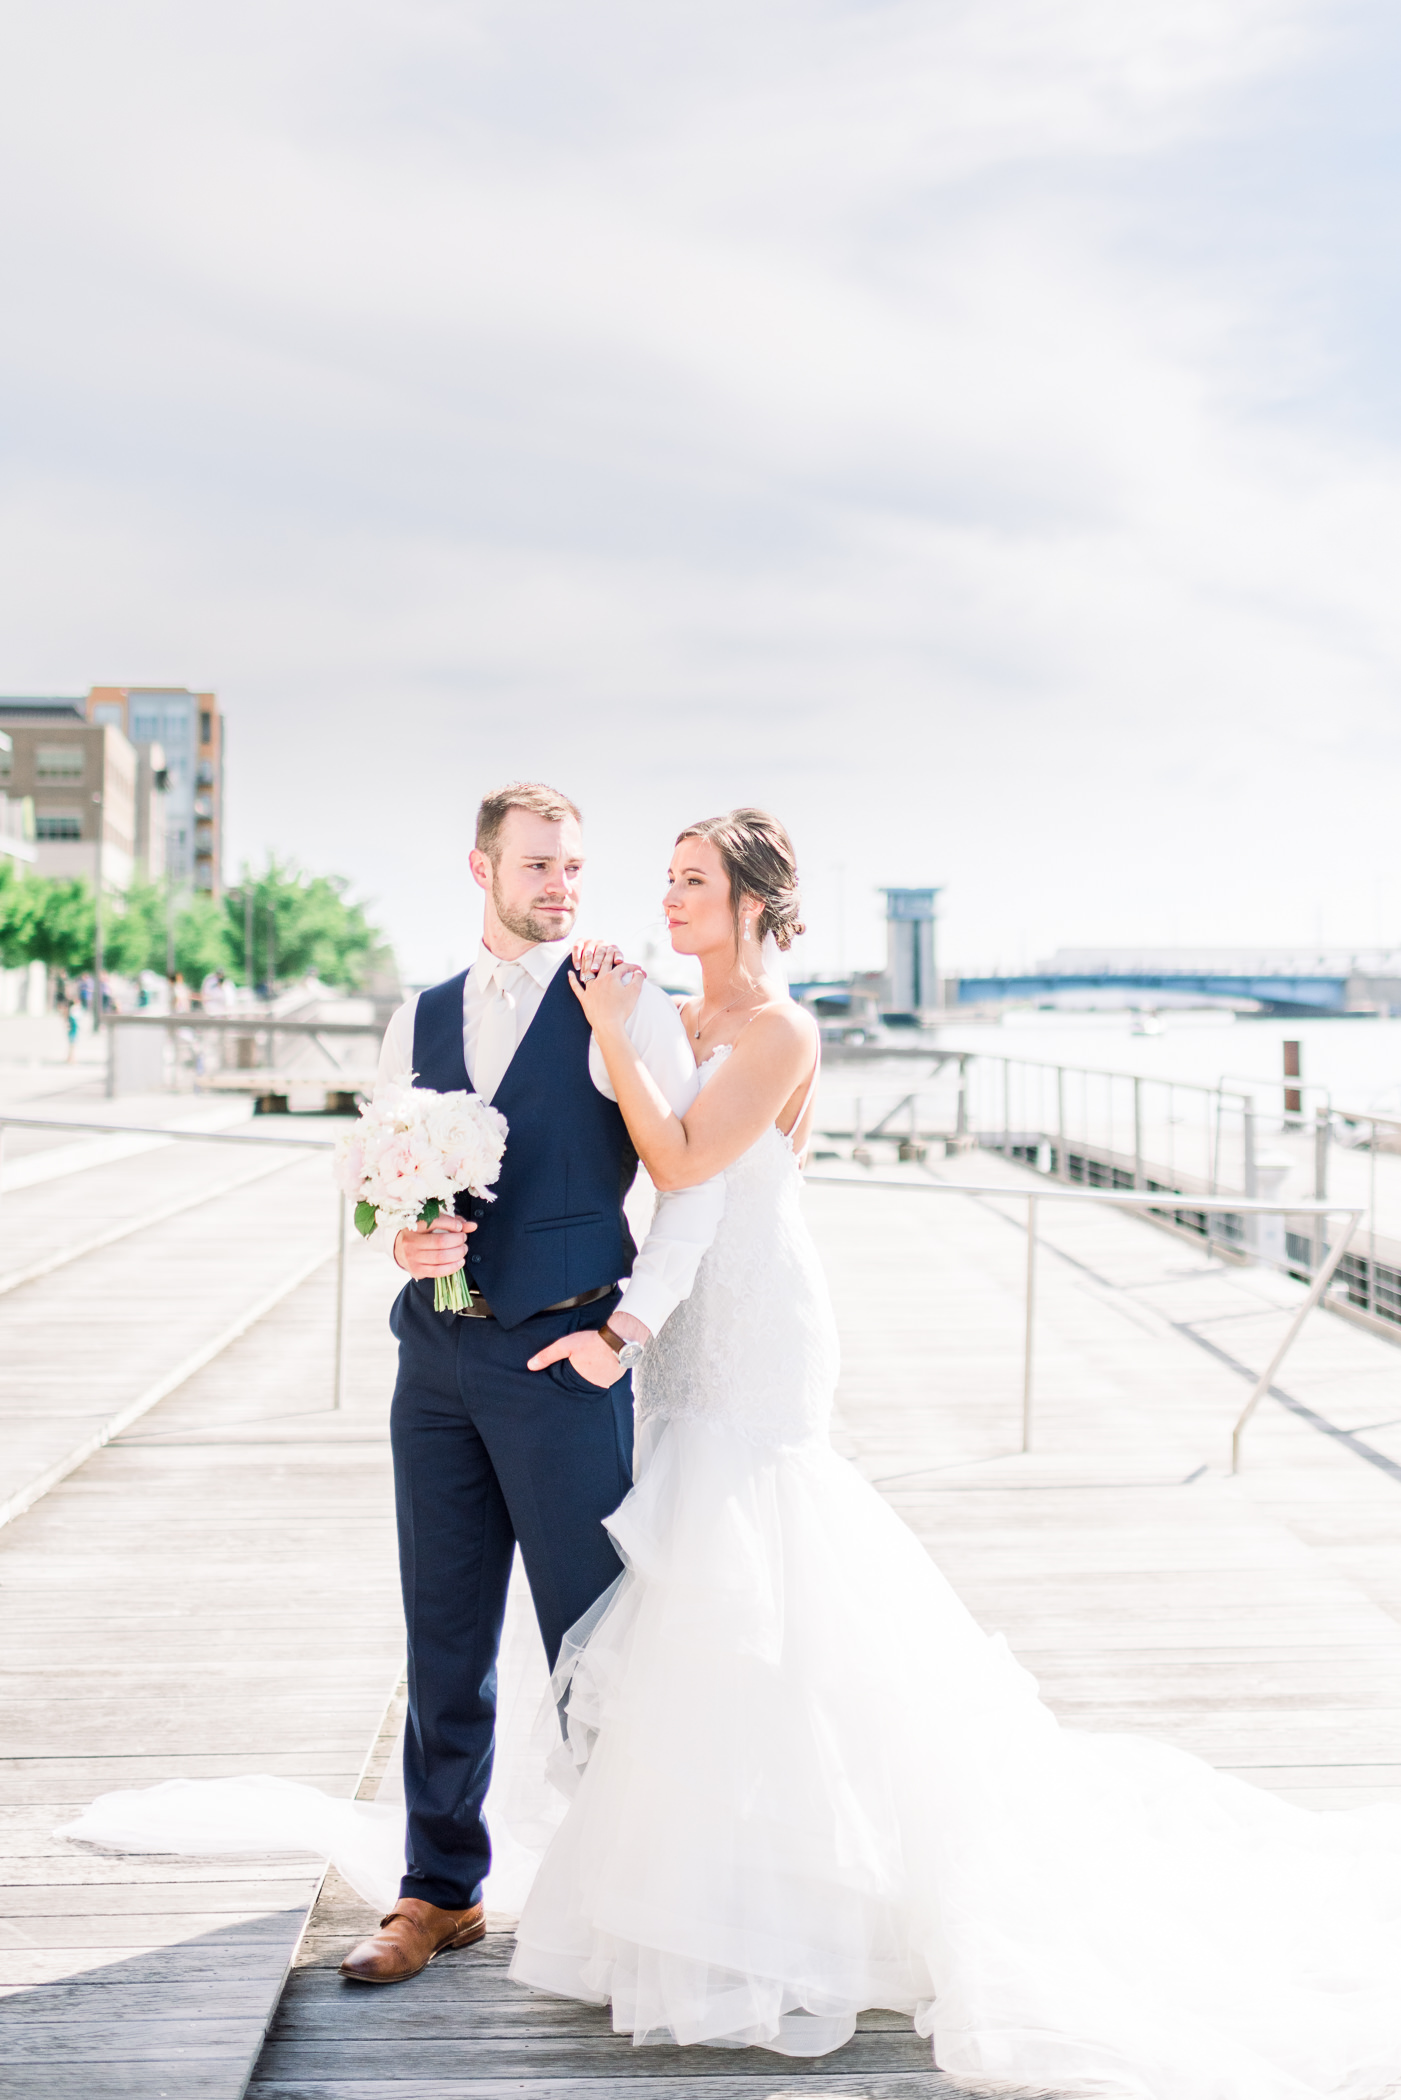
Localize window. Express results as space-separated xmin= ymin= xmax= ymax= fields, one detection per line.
xmin=36 ymin=811 xmax=83 ymax=839
xmin=0 ymin=744 xmax=10 ymax=779
xmin=199 ymin=710 xmax=212 ymax=744
xmin=92 ymin=703 xmax=124 ymax=728
xmin=35 ymin=744 xmax=84 ymax=780
xmin=131 ymin=710 xmax=162 ymax=741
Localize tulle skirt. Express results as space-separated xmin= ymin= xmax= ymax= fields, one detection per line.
xmin=509 ymin=1412 xmax=1401 ymax=2096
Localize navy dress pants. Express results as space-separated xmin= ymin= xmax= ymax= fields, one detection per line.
xmin=388 ymin=1280 xmax=634 ymax=1911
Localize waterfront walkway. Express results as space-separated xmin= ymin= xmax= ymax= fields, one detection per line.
xmin=4 ymin=1074 xmax=1401 ymax=2097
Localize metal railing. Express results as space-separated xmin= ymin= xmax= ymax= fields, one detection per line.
xmin=806 ymin=1170 xmax=1362 ymax=1473
xmin=0 ymin=1112 xmax=1364 ymax=1472
xmin=819 ymin=1051 xmax=1401 ymax=1328
xmin=104 ymin=1011 xmax=383 ymax=1099
xmin=0 ymin=1113 xmax=351 ymax=1408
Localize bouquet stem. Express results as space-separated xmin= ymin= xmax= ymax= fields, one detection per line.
xmin=434 ymin=1268 xmax=473 ymax=1315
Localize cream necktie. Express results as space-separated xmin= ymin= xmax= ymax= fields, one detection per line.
xmin=473 ymin=959 xmax=524 ymax=1103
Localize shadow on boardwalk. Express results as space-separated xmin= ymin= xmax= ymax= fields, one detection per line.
xmin=247 ymin=1871 xmax=1066 ymax=2100
xmin=0 ymin=1908 xmax=308 ymax=2099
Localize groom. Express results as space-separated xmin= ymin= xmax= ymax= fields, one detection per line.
xmin=341 ymin=782 xmax=721 ymax=1984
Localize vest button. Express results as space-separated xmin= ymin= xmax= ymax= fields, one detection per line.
xmin=469 ymin=1252 xmax=481 ymax=1265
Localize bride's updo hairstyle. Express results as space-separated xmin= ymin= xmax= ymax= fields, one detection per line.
xmin=676 ymin=808 xmax=806 ymax=954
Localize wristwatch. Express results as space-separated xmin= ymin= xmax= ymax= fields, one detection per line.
xmin=599 ymin=1322 xmax=646 ymax=1373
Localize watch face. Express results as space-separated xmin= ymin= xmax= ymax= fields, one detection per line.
xmin=618 ymin=1341 xmax=645 ymax=1370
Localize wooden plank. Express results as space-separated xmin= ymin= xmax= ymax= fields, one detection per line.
xmin=0 ymin=1943 xmax=299 ymax=1985
xmin=9 ymin=2069 xmax=261 ymax=2099
xmin=0 ymin=2014 xmax=269 ymax=2059
xmin=0 ymin=1979 xmax=277 ymax=2020
xmin=247 ymin=2080 xmax=969 ymax=2100
xmin=246 ymin=2082 xmax=979 ymax=2100
xmin=251 ymin=2037 xmax=939 ymax=2080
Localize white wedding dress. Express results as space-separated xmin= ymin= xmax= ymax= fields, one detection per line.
xmin=509 ymin=1047 xmax=1401 ymax=2095
xmin=63 ymin=1047 xmax=1401 ymax=2097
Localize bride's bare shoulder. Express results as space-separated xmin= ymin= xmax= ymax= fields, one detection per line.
xmin=743 ymin=1000 xmax=817 ymax=1063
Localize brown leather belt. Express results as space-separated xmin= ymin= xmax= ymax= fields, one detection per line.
xmin=454 ymin=1280 xmax=615 ymax=1322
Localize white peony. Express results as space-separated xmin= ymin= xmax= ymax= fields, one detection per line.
xmin=333 ymin=1081 xmax=508 ymax=1313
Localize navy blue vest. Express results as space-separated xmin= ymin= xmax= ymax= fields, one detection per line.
xmin=409 ymin=962 xmax=638 ymax=1330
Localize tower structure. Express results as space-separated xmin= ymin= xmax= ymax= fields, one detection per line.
xmin=882 ymin=888 xmax=940 ymax=1014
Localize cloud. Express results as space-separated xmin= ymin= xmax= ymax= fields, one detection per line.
xmin=1 ymin=0 xmax=1397 ymax=976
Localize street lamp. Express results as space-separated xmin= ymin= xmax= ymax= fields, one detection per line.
xmin=91 ymin=785 xmax=104 ymax=1035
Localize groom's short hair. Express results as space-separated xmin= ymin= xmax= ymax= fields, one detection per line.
xmin=475 ymin=782 xmax=582 ymax=863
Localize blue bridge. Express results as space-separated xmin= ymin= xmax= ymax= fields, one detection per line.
xmin=953 ymin=972 xmax=1353 ymax=1017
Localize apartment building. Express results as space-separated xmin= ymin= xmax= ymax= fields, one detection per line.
xmin=86 ymin=687 xmax=223 ymax=896
xmin=0 ymin=701 xmax=140 ymax=890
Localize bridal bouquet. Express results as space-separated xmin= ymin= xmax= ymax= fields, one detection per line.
xmin=334 ymin=1083 xmax=508 ymax=1313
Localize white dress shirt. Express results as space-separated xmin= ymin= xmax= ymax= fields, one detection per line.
xmin=375 ymin=939 xmax=724 ymax=1337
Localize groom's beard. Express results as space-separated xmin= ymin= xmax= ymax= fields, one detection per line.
xmin=491 ymin=876 xmax=577 ymax=947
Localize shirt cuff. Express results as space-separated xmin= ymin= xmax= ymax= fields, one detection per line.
xmin=612 ymin=1275 xmax=670 ymax=1339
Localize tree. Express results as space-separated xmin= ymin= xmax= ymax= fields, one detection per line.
xmin=103 ymin=881 xmax=166 ymax=979
xmin=0 ymin=860 xmax=383 ymax=990
xmin=0 ymin=863 xmax=46 ymax=969
xmin=175 ymin=891 xmax=235 ymax=985
xmin=29 ymin=878 xmax=95 ymax=975
xmin=224 ymin=861 xmax=378 ymax=989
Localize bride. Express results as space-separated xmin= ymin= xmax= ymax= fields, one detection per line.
xmin=62 ymin=807 xmax=1401 ymax=2098
xmin=509 ymin=809 xmax=1401 ymax=2095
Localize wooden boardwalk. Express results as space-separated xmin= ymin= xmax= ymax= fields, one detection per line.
xmin=0 ymin=1076 xmax=407 ymax=2099
xmin=5 ymin=1091 xmax=1401 ymax=2098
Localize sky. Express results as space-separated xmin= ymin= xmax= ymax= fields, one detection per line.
xmin=2 ymin=0 xmax=1401 ymax=984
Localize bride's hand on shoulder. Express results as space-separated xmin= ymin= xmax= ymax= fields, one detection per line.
xmin=569 ymin=946 xmax=646 ymax=1030
xmin=572 ymin=940 xmax=623 ymax=978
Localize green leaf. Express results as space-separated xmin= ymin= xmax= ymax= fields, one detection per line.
xmin=353 ymin=1200 xmax=378 ymax=1238
xmin=421 ymin=1196 xmax=442 ymax=1226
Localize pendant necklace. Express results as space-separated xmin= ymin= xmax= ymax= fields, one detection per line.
xmin=693 ymin=993 xmax=752 ymax=1041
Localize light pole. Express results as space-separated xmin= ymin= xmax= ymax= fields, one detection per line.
xmin=91 ymin=785 xmax=104 ymax=1035
xmin=244 ymin=872 xmax=254 ymax=993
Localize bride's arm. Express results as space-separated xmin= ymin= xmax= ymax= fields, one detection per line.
xmin=570 ymin=962 xmax=815 ymax=1189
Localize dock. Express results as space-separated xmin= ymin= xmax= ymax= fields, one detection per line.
xmin=4 ymin=1069 xmax=1401 ymax=2097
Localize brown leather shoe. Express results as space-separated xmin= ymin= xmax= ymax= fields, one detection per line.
xmin=339 ymin=1897 xmax=485 ymax=1983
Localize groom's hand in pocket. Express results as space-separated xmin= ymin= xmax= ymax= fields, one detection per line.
xmin=393 ymin=1215 xmax=474 ymax=1277
xmin=527 ymin=1326 xmax=627 ymax=1388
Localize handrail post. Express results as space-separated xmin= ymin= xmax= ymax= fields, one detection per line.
xmin=1231 ymin=1212 xmax=1356 ymax=1472
xmin=332 ymin=1192 xmax=348 ymax=1411
xmin=1057 ymin=1066 xmax=1068 ymax=1180
xmin=1023 ymin=1194 xmax=1037 ymax=1453
xmin=1369 ymin=1121 xmax=1378 ymax=1317
xmin=1002 ymin=1062 xmax=1011 ymax=1158
xmin=1242 ymin=1095 xmax=1257 ymax=1258
xmin=1313 ymin=1108 xmax=1329 ymax=1278
xmin=1132 ymin=1075 xmax=1143 ymax=1191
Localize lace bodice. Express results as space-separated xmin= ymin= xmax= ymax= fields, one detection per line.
xmin=633 ymin=1047 xmax=840 ymax=1448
